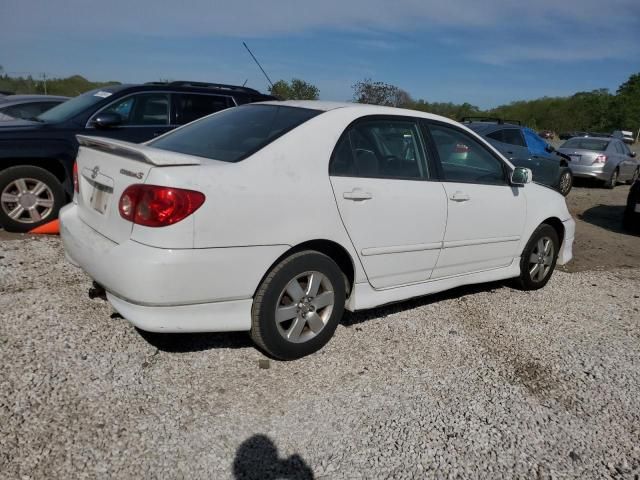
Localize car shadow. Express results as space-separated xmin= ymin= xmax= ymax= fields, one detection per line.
xmin=341 ymin=279 xmax=508 ymax=327
xmin=232 ymin=434 xmax=314 ymax=479
xmin=579 ymin=204 xmax=639 ymax=237
xmin=137 ymin=329 xmax=253 ymax=353
xmin=137 ymin=280 xmax=511 ymax=353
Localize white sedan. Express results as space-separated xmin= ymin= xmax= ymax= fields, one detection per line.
xmin=60 ymin=101 xmax=575 ymax=359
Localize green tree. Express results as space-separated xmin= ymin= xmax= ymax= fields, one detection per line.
xmin=352 ymin=79 xmax=411 ymax=107
xmin=269 ymin=78 xmax=319 ymax=100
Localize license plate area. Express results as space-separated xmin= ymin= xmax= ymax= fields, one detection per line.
xmin=89 ymin=183 xmax=112 ymax=214
xmin=81 ymin=168 xmax=115 ymax=215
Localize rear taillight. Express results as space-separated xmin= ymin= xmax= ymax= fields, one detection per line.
xmin=593 ymin=155 xmax=607 ymax=164
xmin=119 ymin=185 xmax=205 ymax=227
xmin=73 ymin=162 xmax=79 ymax=193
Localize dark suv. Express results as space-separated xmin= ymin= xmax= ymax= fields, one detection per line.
xmin=462 ymin=117 xmax=573 ymax=196
xmin=0 ymin=81 xmax=274 ymax=232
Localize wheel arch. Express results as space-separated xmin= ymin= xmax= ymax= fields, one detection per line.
xmin=0 ymin=158 xmax=69 ymax=193
xmin=254 ymin=239 xmax=356 ymax=298
xmin=541 ymin=217 xmax=565 ymax=245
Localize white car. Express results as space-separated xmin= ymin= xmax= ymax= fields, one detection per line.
xmin=60 ymin=101 xmax=575 ymax=359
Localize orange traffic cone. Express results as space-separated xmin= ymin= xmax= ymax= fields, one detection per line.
xmin=29 ymin=219 xmax=60 ymax=235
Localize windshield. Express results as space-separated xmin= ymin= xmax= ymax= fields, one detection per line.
xmin=561 ymin=138 xmax=609 ymax=151
xmin=149 ymin=104 xmax=321 ymax=162
xmin=36 ymin=87 xmax=119 ymax=123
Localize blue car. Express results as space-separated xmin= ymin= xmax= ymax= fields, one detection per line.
xmin=463 ymin=118 xmax=573 ymax=196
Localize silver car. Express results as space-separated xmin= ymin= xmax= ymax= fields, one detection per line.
xmin=558 ymin=137 xmax=639 ymax=188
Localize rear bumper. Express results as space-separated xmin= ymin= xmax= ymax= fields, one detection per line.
xmin=59 ymin=204 xmax=289 ymax=332
xmin=558 ymin=217 xmax=575 ymax=265
xmin=569 ymin=164 xmax=608 ymax=181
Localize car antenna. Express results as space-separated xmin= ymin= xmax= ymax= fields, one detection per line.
xmin=242 ymin=79 xmax=248 ymax=87
xmin=242 ymin=41 xmax=274 ymax=89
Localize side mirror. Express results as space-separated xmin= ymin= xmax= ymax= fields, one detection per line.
xmin=631 ymin=151 xmax=637 ymax=158
xmin=511 ymin=167 xmax=533 ymax=186
xmin=92 ymin=112 xmax=122 ymax=129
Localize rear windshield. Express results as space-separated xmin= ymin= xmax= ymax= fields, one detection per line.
xmin=561 ymin=138 xmax=609 ymax=151
xmin=149 ymin=104 xmax=321 ymax=162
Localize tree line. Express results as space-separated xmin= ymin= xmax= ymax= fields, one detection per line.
xmin=1 ymin=63 xmax=638 ymax=134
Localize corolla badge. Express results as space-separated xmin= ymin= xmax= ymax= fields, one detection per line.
xmin=91 ymin=166 xmax=100 ymax=179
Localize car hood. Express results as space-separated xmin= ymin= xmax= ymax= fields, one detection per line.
xmin=0 ymin=118 xmax=45 ymax=131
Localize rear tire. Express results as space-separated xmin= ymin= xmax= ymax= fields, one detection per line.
xmin=559 ymin=168 xmax=573 ymax=196
xmin=514 ymin=224 xmax=560 ymax=291
xmin=604 ymin=168 xmax=619 ymax=189
xmin=251 ymin=251 xmax=346 ymax=360
xmin=0 ymin=166 xmax=65 ymax=233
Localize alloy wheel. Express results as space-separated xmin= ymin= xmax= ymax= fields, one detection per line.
xmin=274 ymin=271 xmax=335 ymax=344
xmin=528 ymin=236 xmax=555 ymax=283
xmin=1 ymin=178 xmax=55 ymax=224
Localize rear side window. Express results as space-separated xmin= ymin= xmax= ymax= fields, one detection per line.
xmin=172 ymin=94 xmax=234 ymax=125
xmin=428 ymin=123 xmax=506 ymax=185
xmin=150 ymin=105 xmax=320 ymax=162
xmin=330 ymin=119 xmax=429 ymax=180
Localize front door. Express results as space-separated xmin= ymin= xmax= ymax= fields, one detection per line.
xmin=86 ymin=92 xmax=172 ymax=143
xmin=329 ymin=117 xmax=447 ymax=289
xmin=427 ymin=122 xmax=526 ymax=278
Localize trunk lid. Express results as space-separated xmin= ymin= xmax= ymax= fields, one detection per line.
xmin=75 ymin=135 xmax=201 ymax=244
xmin=557 ymin=148 xmax=603 ymax=166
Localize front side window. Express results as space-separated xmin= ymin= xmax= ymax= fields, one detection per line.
xmin=172 ymin=94 xmax=234 ymax=125
xmin=150 ymin=104 xmax=320 ymax=162
xmin=98 ymin=93 xmax=169 ymax=126
xmin=330 ymin=119 xmax=429 ymax=180
xmin=429 ymin=123 xmax=506 ymax=185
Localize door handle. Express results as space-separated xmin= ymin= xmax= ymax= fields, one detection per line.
xmin=343 ymin=189 xmax=373 ymax=201
xmin=449 ymin=191 xmax=470 ymax=202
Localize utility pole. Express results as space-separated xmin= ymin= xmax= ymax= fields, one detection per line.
xmin=42 ymin=72 xmax=47 ymax=95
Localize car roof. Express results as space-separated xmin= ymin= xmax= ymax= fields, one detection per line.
xmin=255 ymin=100 xmax=469 ymax=127
xmin=464 ymin=121 xmax=523 ymax=134
xmin=562 ymin=136 xmax=612 ymax=142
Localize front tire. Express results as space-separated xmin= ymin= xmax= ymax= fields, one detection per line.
xmin=515 ymin=224 xmax=560 ymax=290
xmin=0 ymin=166 xmax=65 ymax=233
xmin=251 ymin=251 xmax=346 ymax=360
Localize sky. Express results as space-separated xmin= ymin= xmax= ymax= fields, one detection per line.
xmin=2 ymin=0 xmax=639 ymax=109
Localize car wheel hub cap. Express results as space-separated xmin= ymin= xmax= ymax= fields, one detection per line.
xmin=1 ymin=178 xmax=54 ymax=224
xmin=528 ymin=236 xmax=555 ymax=283
xmin=275 ymin=271 xmax=335 ymax=344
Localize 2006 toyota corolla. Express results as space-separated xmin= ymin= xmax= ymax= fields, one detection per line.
xmin=60 ymin=101 xmax=575 ymax=359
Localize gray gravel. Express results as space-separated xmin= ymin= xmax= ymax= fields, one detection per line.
xmin=1 ymin=236 xmax=639 ymax=479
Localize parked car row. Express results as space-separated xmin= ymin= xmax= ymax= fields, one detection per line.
xmin=461 ymin=118 xmax=573 ymax=196
xmin=559 ymin=129 xmax=636 ymax=145
xmin=0 ymin=81 xmax=274 ymax=232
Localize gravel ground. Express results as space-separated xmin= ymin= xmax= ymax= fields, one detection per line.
xmin=1 ymin=236 xmax=640 ymax=479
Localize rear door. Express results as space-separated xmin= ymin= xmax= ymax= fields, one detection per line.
xmin=171 ymin=93 xmax=235 ymax=125
xmin=426 ymin=121 xmax=526 ymax=278
xmin=486 ymin=128 xmax=529 ymax=161
xmin=330 ymin=116 xmax=447 ymax=289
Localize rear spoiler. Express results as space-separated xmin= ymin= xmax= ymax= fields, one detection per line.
xmin=76 ymin=135 xmax=201 ymax=166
